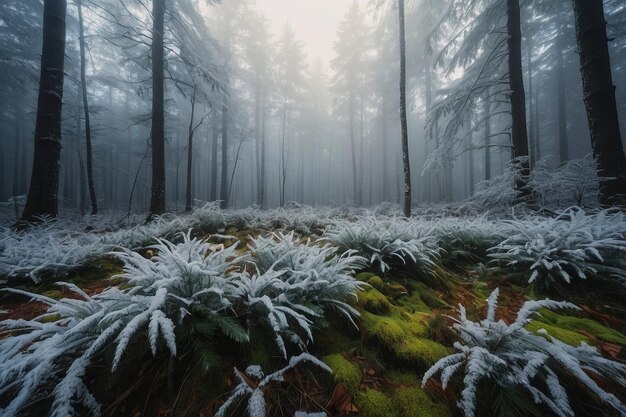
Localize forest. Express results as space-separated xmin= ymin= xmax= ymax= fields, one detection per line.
xmin=1 ymin=0 xmax=626 ymax=416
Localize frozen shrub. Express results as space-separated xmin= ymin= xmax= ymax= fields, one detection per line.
xmin=322 ymin=217 xmax=441 ymax=273
xmin=488 ymin=208 xmax=626 ymax=287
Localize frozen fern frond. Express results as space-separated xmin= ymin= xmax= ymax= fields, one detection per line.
xmin=236 ymin=233 xmax=366 ymax=355
xmin=0 ymin=232 xmax=248 ymax=416
xmin=322 ymin=217 xmax=441 ymax=274
xmin=488 ymin=208 xmax=626 ymax=287
xmin=215 ymin=353 xmax=332 ymax=417
xmin=422 ymin=288 xmax=626 ymax=417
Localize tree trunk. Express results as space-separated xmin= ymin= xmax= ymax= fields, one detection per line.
xmin=185 ymin=86 xmax=196 ymax=212
xmin=571 ymin=0 xmax=626 ymax=206
xmin=220 ymin=102 xmax=229 ymax=208
xmin=21 ymin=0 xmax=67 ymax=222
xmin=254 ymin=82 xmax=262 ymax=206
xmin=260 ymin=98 xmax=266 ymax=208
xmin=77 ymin=0 xmax=98 ymax=215
xmin=527 ymin=33 xmax=536 ymax=167
xmin=484 ymin=99 xmax=492 ymax=181
xmin=349 ymin=91 xmax=358 ymax=204
xmin=210 ymin=110 xmax=219 ymax=201
xmin=556 ymin=32 xmax=569 ymax=164
xmin=398 ymin=0 xmax=412 ymax=217
xmin=469 ymin=131 xmax=475 ymax=196
xmin=506 ymin=0 xmax=530 ymax=196
xmin=149 ymin=0 xmax=166 ymax=217
xmin=381 ymin=93 xmax=388 ymax=202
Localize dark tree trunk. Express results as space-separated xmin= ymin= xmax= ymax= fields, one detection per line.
xmin=571 ymin=0 xmax=626 ymax=206
xmin=556 ymin=32 xmax=569 ymax=164
xmin=210 ymin=111 xmax=219 ymax=201
xmin=349 ymin=91 xmax=358 ymax=204
xmin=484 ymin=99 xmax=491 ymax=181
xmin=527 ymin=33 xmax=537 ymax=167
xmin=12 ymin=123 xmax=21 ymax=197
xmin=260 ymin=98 xmax=266 ymax=208
xmin=254 ymin=82 xmax=262 ymax=206
xmin=469 ymin=131 xmax=475 ymax=196
xmin=149 ymin=0 xmax=166 ymax=217
xmin=21 ymin=0 xmax=67 ymax=222
xmin=506 ymin=0 xmax=530 ymax=196
xmin=77 ymin=0 xmax=97 ymax=214
xmin=220 ymin=102 xmax=229 ymax=208
xmin=381 ymin=93 xmax=388 ymax=202
xmin=185 ymin=87 xmax=196 ymax=212
xmin=398 ymin=0 xmax=412 ymax=217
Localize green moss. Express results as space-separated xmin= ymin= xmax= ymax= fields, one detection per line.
xmin=360 ymin=311 xmax=449 ymax=368
xmin=556 ymin=316 xmax=626 ymax=346
xmin=322 ymin=354 xmax=361 ymax=394
xmin=356 ymin=272 xmax=377 ymax=282
xmin=361 ymin=312 xmax=406 ymax=345
xmin=367 ymin=275 xmax=385 ymax=291
xmin=525 ymin=321 xmax=591 ymax=346
xmin=396 ymin=290 xmax=432 ymax=314
xmin=394 ymin=386 xmax=452 ymax=417
xmin=357 ymin=287 xmax=393 ymax=314
xmin=355 ymin=389 xmax=397 ymax=417
xmin=393 ymin=337 xmax=450 ymax=368
xmin=314 ymin=326 xmax=355 ymax=354
xmin=533 ymin=309 xmax=626 ymax=346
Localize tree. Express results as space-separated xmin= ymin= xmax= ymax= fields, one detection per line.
xmin=398 ymin=0 xmax=412 ymax=216
xmin=149 ymin=0 xmax=166 ymax=217
xmin=77 ymin=0 xmax=98 ymax=215
xmin=331 ymin=1 xmax=371 ymax=205
xmin=21 ymin=0 xmax=67 ymax=222
xmin=571 ymin=0 xmax=626 ymax=206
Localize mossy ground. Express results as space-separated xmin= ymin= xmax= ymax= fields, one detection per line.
xmin=3 ymin=225 xmax=626 ymax=417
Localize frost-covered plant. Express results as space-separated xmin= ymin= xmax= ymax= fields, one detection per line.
xmin=466 ymin=157 xmax=529 ymax=213
xmin=422 ymin=289 xmax=626 ymax=417
xmin=529 ymin=156 xmax=600 ymax=210
xmin=0 ymin=217 xmax=110 ymax=283
xmin=0 ymin=232 xmax=247 ymax=417
xmin=215 ymin=353 xmax=332 ymax=417
xmin=322 ymin=217 xmax=441 ymax=273
xmin=488 ymin=208 xmax=626 ymax=286
xmin=236 ymin=233 xmax=366 ymax=355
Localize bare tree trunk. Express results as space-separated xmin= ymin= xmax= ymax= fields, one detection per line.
xmin=21 ymin=0 xmax=67 ymax=222
xmin=556 ymin=32 xmax=569 ymax=164
xmin=381 ymin=93 xmax=388 ymax=202
xmin=220 ymin=102 xmax=229 ymax=208
xmin=185 ymin=86 xmax=196 ymax=212
xmin=254 ymin=82 xmax=262 ymax=206
xmin=280 ymin=95 xmax=288 ymax=207
xmin=572 ymin=0 xmax=626 ymax=206
xmin=210 ymin=111 xmax=219 ymax=201
xmin=149 ymin=0 xmax=166 ymax=217
xmin=77 ymin=0 xmax=97 ymax=214
xmin=349 ymin=91 xmax=358 ymax=204
xmin=260 ymin=98 xmax=266 ymax=208
xmin=484 ymin=100 xmax=491 ymax=181
xmin=506 ymin=0 xmax=530 ymax=197
xmin=527 ymin=33 xmax=537 ymax=167
xmin=398 ymin=0 xmax=412 ymax=217
xmin=469 ymin=131 xmax=475 ymax=196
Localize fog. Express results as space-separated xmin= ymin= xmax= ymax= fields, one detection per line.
xmin=1 ymin=0 xmax=626 ymax=217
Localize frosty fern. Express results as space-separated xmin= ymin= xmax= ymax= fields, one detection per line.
xmin=0 ymin=231 xmax=364 ymax=416
xmin=422 ymin=288 xmax=626 ymax=417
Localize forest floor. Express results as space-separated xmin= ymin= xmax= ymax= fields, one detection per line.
xmin=1 ymin=206 xmax=626 ymax=417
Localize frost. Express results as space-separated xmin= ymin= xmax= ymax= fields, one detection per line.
xmin=215 ymin=353 xmax=332 ymax=417
xmin=422 ymin=288 xmax=626 ymax=417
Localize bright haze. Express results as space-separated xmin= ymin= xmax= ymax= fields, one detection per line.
xmin=254 ymin=0 xmax=349 ymax=67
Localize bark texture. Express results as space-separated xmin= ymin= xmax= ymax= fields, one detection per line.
xmin=21 ymin=0 xmax=67 ymax=222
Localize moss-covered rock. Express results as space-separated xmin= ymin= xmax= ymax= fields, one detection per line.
xmin=355 ymin=389 xmax=397 ymax=417
xmin=367 ymin=275 xmax=385 ymax=291
xmin=357 ymin=287 xmax=393 ymax=314
xmin=394 ymin=386 xmax=452 ymax=417
xmin=356 ymin=272 xmax=378 ymax=282
xmin=323 ymin=354 xmax=361 ymax=393
xmin=392 ymin=337 xmax=450 ymax=368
